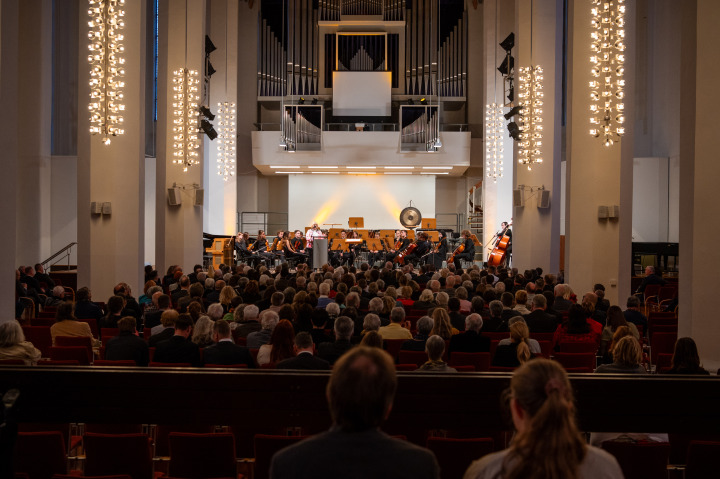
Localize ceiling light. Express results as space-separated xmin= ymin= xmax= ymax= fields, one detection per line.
xmin=275 ymin=171 xmax=303 ymax=174
xmin=347 ymin=166 xmax=376 ymax=169
xmin=422 ymin=166 xmax=452 ymax=170
xmin=384 ymin=166 xmax=414 ymax=169
xmin=421 ymin=172 xmax=449 ymax=175
xmin=312 ymin=172 xmax=339 ymax=174
xmin=308 ymin=166 xmax=338 ymax=169
xmin=270 ymin=165 xmax=300 ymax=169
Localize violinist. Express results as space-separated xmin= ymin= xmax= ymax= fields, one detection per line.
xmin=386 ymin=230 xmax=411 ymax=263
xmin=451 ymin=230 xmax=476 ymax=265
xmin=286 ymin=230 xmax=307 ymax=264
xmin=253 ymin=230 xmax=275 ymax=265
xmin=271 ymin=230 xmax=286 ymax=262
xmin=235 ymin=232 xmax=260 ymax=267
xmin=403 ymin=232 xmax=431 ymax=267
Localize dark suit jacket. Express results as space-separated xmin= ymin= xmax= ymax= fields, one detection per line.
xmin=75 ymin=300 xmax=104 ymax=321
xmin=276 ymin=352 xmax=330 ymax=370
xmin=524 ymin=309 xmax=560 ymax=333
xmin=153 ymin=335 xmax=201 ymax=366
xmin=552 ymin=297 xmax=574 ymax=312
xmin=449 ymin=311 xmax=466 ymax=331
xmin=202 ymin=340 xmax=256 ymax=367
xmin=234 ymin=320 xmax=262 ymax=339
xmin=448 ymin=330 xmax=491 ymax=353
xmin=143 ymin=309 xmax=167 ymax=330
xmin=318 ymin=339 xmax=354 ymax=365
xmin=105 ymin=331 xmax=150 ymax=366
xmin=148 ymin=327 xmax=175 ymax=347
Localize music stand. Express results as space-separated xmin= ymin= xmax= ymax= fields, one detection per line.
xmin=427 ymin=231 xmax=440 ymax=242
xmin=328 ymin=228 xmax=343 ymax=239
xmin=355 ymin=229 xmax=369 ymax=239
xmin=366 ymin=238 xmax=384 ymax=252
xmin=379 ymin=229 xmax=396 ymax=240
xmin=422 ymin=218 xmax=437 ymax=229
xmin=406 ymin=229 xmax=416 ymax=240
xmin=348 ymin=217 xmax=364 ymax=229
xmin=331 ymin=239 xmax=349 ymax=252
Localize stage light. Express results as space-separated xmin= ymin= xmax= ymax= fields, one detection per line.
xmin=504 ymin=106 xmax=522 ymax=120
xmin=407 ymin=99 xmax=415 ymax=105
xmin=420 ymin=97 xmax=427 ymax=105
xmin=497 ymin=55 xmax=514 ymax=76
xmin=199 ymin=105 xmax=215 ymax=120
xmin=500 ymin=32 xmax=515 ymax=52
xmin=298 ymin=97 xmax=305 ymax=105
xmin=201 ymin=119 xmax=218 ymax=140
xmin=206 ymin=61 xmax=216 ymax=77
xmin=507 ymin=121 xmax=521 ymax=141
xmin=311 ymin=98 xmax=318 ymax=105
xmin=205 ymin=35 xmax=216 ymax=55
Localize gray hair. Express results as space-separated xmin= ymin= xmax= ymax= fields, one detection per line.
xmin=436 ymin=292 xmax=449 ymax=306
xmin=52 ymin=285 xmax=65 ymax=298
xmin=326 ymin=302 xmax=340 ymax=317
xmin=369 ymin=297 xmax=384 ymax=313
xmin=417 ymin=316 xmax=434 ymax=335
xmin=319 ymin=282 xmax=331 ymax=295
xmin=465 ymin=313 xmax=483 ymax=332
xmin=0 ymin=321 xmax=25 ymax=347
xmin=147 ymin=285 xmax=163 ymax=297
xmin=191 ymin=316 xmax=215 ymax=345
xmin=508 ymin=316 xmax=526 ymax=327
xmin=260 ymin=310 xmax=279 ymax=330
xmin=244 ymin=304 xmax=259 ymax=320
xmin=489 ymin=300 xmax=504 ymax=317
xmin=205 ymin=278 xmax=215 ymax=290
xmin=419 ymin=289 xmax=434 ymax=302
xmin=346 ymin=292 xmax=361 ymax=309
xmin=532 ymin=294 xmax=547 ymax=309
xmin=362 ymin=313 xmax=381 ymax=332
xmin=334 ymin=316 xmax=354 ymax=340
xmin=390 ymin=306 xmax=406 ymax=324
xmin=425 ymin=335 xmax=446 ymax=361
xmin=206 ymin=303 xmax=224 ymax=321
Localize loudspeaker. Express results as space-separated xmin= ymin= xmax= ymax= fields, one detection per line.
xmin=513 ymin=189 xmax=525 ymax=207
xmin=194 ymin=188 xmax=204 ymax=206
xmin=608 ymin=205 xmax=619 ymax=218
xmin=598 ymin=205 xmax=609 ymax=219
xmin=101 ymin=202 xmax=112 ymax=215
xmin=537 ymin=190 xmax=551 ymax=208
xmin=167 ymin=188 xmax=182 ymax=206
xmin=90 ymin=202 xmax=102 ymax=215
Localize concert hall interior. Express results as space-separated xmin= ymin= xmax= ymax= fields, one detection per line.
xmin=1 ymin=0 xmax=720 ymax=374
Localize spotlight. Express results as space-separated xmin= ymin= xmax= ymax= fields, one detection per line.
xmin=207 ymin=61 xmax=216 ymax=77
xmin=504 ymin=106 xmax=522 ymax=120
xmin=500 ymin=32 xmax=515 ymax=52
xmin=311 ymin=98 xmax=318 ymax=105
xmin=507 ymin=84 xmax=515 ymax=103
xmin=298 ymin=97 xmax=305 ymax=105
xmin=201 ymin=119 xmax=218 ymax=140
xmin=408 ymin=98 xmax=415 ymax=105
xmin=199 ymin=106 xmax=215 ymax=121
xmin=497 ymin=55 xmax=514 ymax=76
xmin=420 ymin=97 xmax=427 ymax=105
xmin=507 ymin=122 xmax=521 ymax=141
xmin=205 ymin=35 xmax=216 ymax=55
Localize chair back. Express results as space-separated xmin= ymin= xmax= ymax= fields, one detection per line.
xmin=686 ymin=440 xmax=720 ymax=479
xmin=14 ymin=431 xmax=67 ymax=479
xmin=78 ymin=318 xmax=99 ymax=337
xmin=426 ymin=437 xmax=494 ymax=479
xmin=558 ymin=341 xmax=598 ymax=354
xmin=537 ymin=340 xmax=552 ymax=358
xmin=448 ymin=352 xmax=491 ymax=372
xmin=530 ymin=332 xmax=555 ymax=342
xmin=601 ymin=440 xmax=670 ymax=479
xmin=31 ymin=318 xmax=55 ymax=327
xmin=22 ymin=326 xmax=52 ymax=357
xmin=168 ymin=432 xmax=237 ymax=479
xmin=100 ymin=328 xmax=120 ymax=340
xmin=650 ymin=332 xmax=678 ymax=364
xmin=395 ymin=364 xmax=418 ymax=371
xmin=254 ymin=434 xmax=307 ymax=479
xmin=148 ymin=362 xmax=191 ymax=367
xmin=154 ymin=424 xmax=215 ymax=457
xmin=83 ymin=433 xmax=153 ymax=479
xmin=0 ymin=359 xmax=26 ymax=365
xmin=49 ymin=346 xmax=91 ymax=365
xmin=553 ymin=352 xmax=596 ymax=372
xmin=397 ymin=350 xmax=429 ymax=367
xmin=54 ymin=336 xmax=93 ymax=362
xmin=483 ymin=332 xmax=509 ymax=342
xmin=383 ymin=339 xmax=407 ymax=362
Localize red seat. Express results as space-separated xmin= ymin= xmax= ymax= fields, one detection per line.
xmin=488 ymin=366 xmax=516 ymax=372
xmin=249 ymin=348 xmax=260 ymax=366
xmin=448 ymin=352 xmax=491 ymax=372
xmin=254 ymin=435 xmax=307 ymax=479
xmin=235 ymin=336 xmax=247 ymax=346
xmin=22 ymin=326 xmax=52 ymax=357
xmin=83 ymin=433 xmax=154 ymax=479
xmin=397 ymin=350 xmax=429 ymax=367
xmin=14 ymin=431 xmax=67 ymax=479
xmin=100 ymin=328 xmax=120 ymax=340
xmin=148 ymin=362 xmax=191 ymax=367
xmin=686 ymin=440 xmax=720 ymax=478
xmin=54 ymin=336 xmax=93 ymax=363
xmin=601 ymin=440 xmax=670 ymax=479
xmin=641 ymin=284 xmax=663 ymax=313
xmin=37 ymin=359 xmax=80 ymax=366
xmin=650 ymin=332 xmax=677 ymax=364
xmin=655 ymin=353 xmax=673 ymax=372
xmin=0 ymin=359 xmax=26 ymax=365
xmin=77 ymin=318 xmax=99 ymax=337
xmin=483 ymin=332 xmax=509 ymax=342
xmin=553 ymin=352 xmax=596 ymax=372
xmin=168 ymin=432 xmax=237 ymax=478
xmin=84 ymin=424 xmax=143 ymax=435
xmin=426 ymin=437 xmax=494 ymax=479
xmin=557 ymin=341 xmax=598 ymax=354
xmin=154 ymin=424 xmax=215 ymax=457
xmin=18 ymin=423 xmax=81 ymax=454
xmin=537 ymin=340 xmax=552 ymax=359
xmin=531 ymin=332 xmax=556 ymax=342
xmin=383 ymin=339 xmax=407 ymax=362
xmin=32 ymin=318 xmax=55 ymax=327
xmin=143 ymin=329 xmax=152 ymax=340
xmin=454 ymin=365 xmax=476 ymax=372
xmin=49 ymin=346 xmax=90 ymax=365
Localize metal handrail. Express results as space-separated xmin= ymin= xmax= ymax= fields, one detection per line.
xmin=41 ymin=242 xmax=77 ymax=270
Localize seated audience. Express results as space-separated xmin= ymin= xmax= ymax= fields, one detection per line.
xmin=318 ymin=316 xmax=355 ymax=365
xmin=623 ymin=295 xmax=648 ymax=333
xmin=464 ymin=359 xmax=623 ymax=478
xmin=665 ymin=337 xmax=709 ymax=375
xmin=153 ymin=314 xmax=201 ymax=366
xmin=483 ymin=300 xmax=504 ymax=331
xmin=144 ymin=293 xmax=171 ymax=330
xmin=0 ymin=321 xmax=41 ymax=365
xmin=523 ymin=294 xmax=559 ymax=333
xmin=492 ymin=320 xmax=533 ymax=368
xmin=429 ymin=308 xmax=458 ymax=340
xmin=202 ymin=320 xmax=255 ymax=367
xmin=447 ymin=297 xmax=466 ymax=331
xmin=600 ymin=305 xmax=639 ymax=358
xmin=412 ymin=289 xmax=436 ymax=311
xmin=271 ymin=346 xmax=439 ymax=478
xmin=100 ymin=295 xmax=125 ymax=330
xmin=497 ymin=317 xmax=541 ymax=355
xmin=191 ymin=315 xmax=215 ymax=348
xmin=595 ymin=336 xmax=646 ymax=374
xmin=276 ymin=332 xmax=330 ymax=370
xmin=247 ymin=310 xmax=279 ymax=348
xmin=44 ymin=286 xmax=66 ymax=308
xmin=401 ymin=316 xmax=433 ymax=351
xmin=448 ymin=314 xmax=489 ymax=353
xmin=378 ymin=307 xmax=412 ymax=340
xmin=360 ymin=330 xmax=384 ymax=349
xmin=361 ymin=313 xmax=381 ymax=336
xmin=257 ymin=319 xmax=295 ymax=366
xmin=148 ymin=310 xmax=178 ymax=347
xmin=552 ymin=304 xmax=599 ymax=350
xmin=105 ymin=316 xmax=149 ymax=366
xmin=51 ymin=302 xmax=100 ymax=347
xmin=416 ymin=335 xmax=456 ymax=372
xmin=74 ymin=287 xmax=104 ymax=322
xmin=234 ymin=304 xmax=261 ymax=339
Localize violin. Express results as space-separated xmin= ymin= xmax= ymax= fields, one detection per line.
xmin=447 ymin=242 xmax=465 ymax=264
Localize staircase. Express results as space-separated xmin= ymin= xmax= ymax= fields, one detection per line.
xmin=467 ymin=180 xmax=483 ymax=262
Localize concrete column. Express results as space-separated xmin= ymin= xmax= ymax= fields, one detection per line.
xmin=482 ymin=0 xmax=514 ymax=250
xmin=77 ymin=0 xmax=147 ymax=298
xmin=512 ymin=0 xmax=562 ymax=273
xmin=203 ymin=0 xmax=238 ymax=235
xmin=156 ymin=0 xmax=205 ymax=273
xmin=236 ymin=1 xmax=259 ymax=227
xmin=0 ymin=0 xmax=20 ymax=322
xmin=565 ymin=0 xmax=635 ymax=306
xmin=679 ymin=0 xmax=720 ymax=369
xmin=16 ymin=0 xmax=52 ymax=266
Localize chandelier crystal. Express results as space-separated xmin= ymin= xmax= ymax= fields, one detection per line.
xmin=589 ymin=0 xmax=625 ymax=147
xmin=172 ymin=68 xmax=201 ymax=172
xmin=517 ymin=65 xmax=544 ymax=170
xmin=217 ymin=101 xmax=237 ymax=180
xmin=87 ymin=0 xmax=126 ymax=145
xmin=485 ymin=103 xmax=504 ymax=181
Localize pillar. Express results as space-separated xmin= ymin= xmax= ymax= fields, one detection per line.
xmin=512 ymin=0 xmax=563 ymax=274
xmin=565 ymin=0 xmax=635 ymax=306
xmin=77 ymin=0 xmax=147 ymax=297
xmin=156 ymin=0 xmax=205 ymax=273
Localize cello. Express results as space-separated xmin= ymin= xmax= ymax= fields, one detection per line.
xmin=395 ymin=240 xmax=418 ymax=265
xmin=447 ymin=242 xmax=464 ymax=264
xmin=487 ymin=222 xmax=512 ymax=267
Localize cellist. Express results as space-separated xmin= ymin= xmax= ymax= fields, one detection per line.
xmin=449 ymin=230 xmax=476 ymax=265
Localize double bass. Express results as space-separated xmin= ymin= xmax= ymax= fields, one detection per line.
xmin=487 ymin=222 xmax=512 ymax=267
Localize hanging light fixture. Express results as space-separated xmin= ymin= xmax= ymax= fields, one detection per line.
xmin=486 ymin=0 xmax=504 ymax=182
xmin=590 ymin=0 xmax=625 ymax=147
xmin=517 ymin=0 xmax=544 ymax=170
xmin=87 ymin=0 xmax=126 ymax=145
xmin=217 ymin=101 xmax=236 ymax=180
xmin=172 ymin=68 xmax=201 ymax=172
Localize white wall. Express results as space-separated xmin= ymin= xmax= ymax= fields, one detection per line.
xmin=50 ymin=156 xmax=78 ymax=266
xmin=288 ymin=175 xmax=436 ymax=230
xmin=632 ymin=157 xmax=669 ymax=242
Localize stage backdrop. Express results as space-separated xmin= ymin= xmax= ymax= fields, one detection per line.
xmin=288 ymin=175 xmax=436 ymax=230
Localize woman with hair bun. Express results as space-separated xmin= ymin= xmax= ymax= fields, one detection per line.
xmin=464 ymin=358 xmax=623 ymax=479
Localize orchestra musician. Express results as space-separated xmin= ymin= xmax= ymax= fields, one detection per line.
xmin=235 ymin=232 xmax=261 ymax=267
xmin=285 ymin=230 xmax=308 ymax=264
xmin=500 ymin=221 xmax=512 ymax=266
xmin=305 ymin=223 xmax=324 ymax=265
xmin=271 ymin=230 xmax=286 ymax=262
xmin=436 ymin=231 xmax=448 ymax=257
xmin=403 ymin=232 xmax=431 ymax=267
xmin=386 ymin=230 xmax=411 ymax=264
xmin=366 ymin=231 xmax=384 ymax=266
xmin=330 ymin=230 xmax=355 ymax=268
xmin=253 ymin=230 xmax=275 ymax=265
xmin=452 ymin=229 xmax=476 ymax=265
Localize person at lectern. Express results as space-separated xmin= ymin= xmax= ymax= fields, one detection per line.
xmin=306 ymin=223 xmax=325 ymax=265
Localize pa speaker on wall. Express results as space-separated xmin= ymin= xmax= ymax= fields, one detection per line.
xmin=90 ymin=202 xmax=102 ymax=215
xmin=194 ymin=188 xmax=204 ymax=206
xmin=513 ymin=189 xmax=525 ymax=207
xmin=167 ymin=188 xmax=182 ymax=206
xmin=537 ymin=190 xmax=551 ymax=208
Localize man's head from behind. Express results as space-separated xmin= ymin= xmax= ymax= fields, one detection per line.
xmin=327 ymin=347 xmax=397 ymax=432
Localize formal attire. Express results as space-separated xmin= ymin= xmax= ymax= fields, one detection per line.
xmin=153 ymin=335 xmax=201 ymax=366
xmin=318 ymin=339 xmax=354 ymax=365
xmin=276 ymin=351 xmax=331 ymax=370
xmin=202 ymin=339 xmax=256 ymax=367
xmin=74 ymin=300 xmax=104 ymax=321
xmin=447 ymin=330 xmax=490 ymax=353
xmin=378 ymin=323 xmax=413 ymax=340
xmin=270 ymin=427 xmax=440 ymax=479
xmin=148 ymin=327 xmax=175 ymax=348
xmin=105 ymin=331 xmax=150 ymax=366
xmin=524 ymin=309 xmax=560 ymax=333
xmin=247 ymin=328 xmax=272 ymax=348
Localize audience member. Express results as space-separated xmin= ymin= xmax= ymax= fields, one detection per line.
xmin=191 ymin=316 xmax=215 ymax=348
xmin=595 ymin=336 xmax=646 ymax=374
xmin=378 ymin=307 xmax=412 ymax=340
xmin=105 ymin=316 xmax=149 ymax=366
xmin=202 ymin=320 xmax=255 ymax=367
xmin=74 ymin=287 xmax=104 ymax=322
xmin=0 ymin=321 xmax=41 ymax=365
xmin=448 ymin=313 xmax=490 ymax=353
xmin=360 ymin=330 xmax=384 ymax=349
xmin=429 ymin=308 xmax=458 ymax=340
xmin=153 ymin=314 xmax=201 ymax=366
xmin=318 ymin=316 xmax=355 ymax=365
xmin=148 ymin=310 xmax=178 ymax=347
xmin=623 ymin=295 xmax=648 ymax=333
xmin=235 ymin=304 xmax=261 ymax=339
xmin=492 ymin=320 xmax=533 ymax=368
xmin=257 ymin=319 xmax=295 ymax=366
xmin=401 ymin=316 xmax=433 ymax=351
xmin=665 ymin=337 xmax=709 ymax=375
xmin=416 ymin=335 xmax=456 ymax=372
xmin=51 ymin=302 xmax=100 ymax=347
xmin=275 ymin=332 xmax=330 ymax=370
xmin=524 ymin=294 xmax=559 ymax=333
xmin=247 ymin=310 xmax=279 ymax=348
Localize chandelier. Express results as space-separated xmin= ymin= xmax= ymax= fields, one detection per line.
xmin=589 ymin=0 xmax=625 ymax=147
xmin=217 ymin=101 xmax=237 ymax=180
xmin=172 ymin=68 xmax=200 ymax=172
xmin=517 ymin=65 xmax=544 ymax=170
xmin=87 ymin=0 xmax=126 ymax=145
xmin=485 ymin=103 xmax=504 ymax=181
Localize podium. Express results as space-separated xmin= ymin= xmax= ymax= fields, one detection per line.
xmin=312 ymin=238 xmax=328 ymax=270
xmin=205 ymin=237 xmax=233 ymax=270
